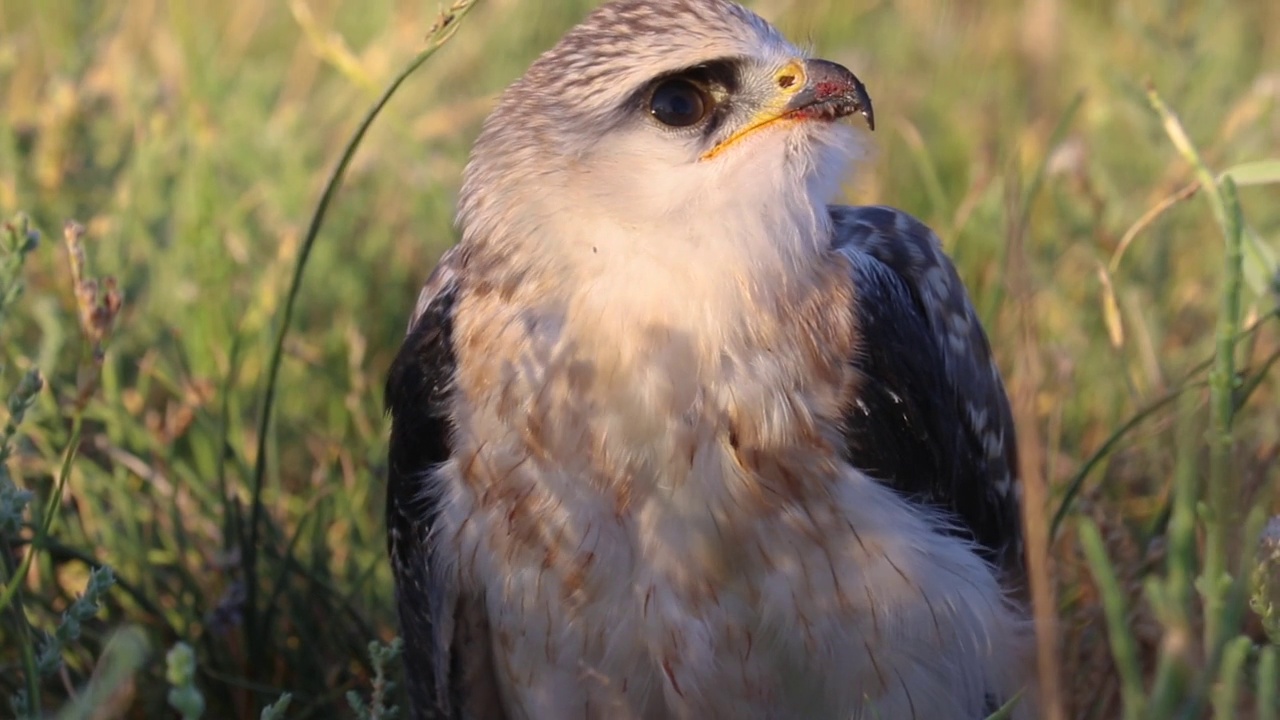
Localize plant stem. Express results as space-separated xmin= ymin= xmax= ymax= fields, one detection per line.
xmin=1079 ymin=518 xmax=1146 ymax=720
xmin=1146 ymin=83 xmax=1246 ymax=660
xmin=242 ymin=0 xmax=480 ymax=672
xmin=1204 ymin=176 xmax=1245 ymax=649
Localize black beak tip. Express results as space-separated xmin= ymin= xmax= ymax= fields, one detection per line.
xmin=852 ymin=79 xmax=875 ymax=132
xmin=798 ymin=58 xmax=875 ymax=132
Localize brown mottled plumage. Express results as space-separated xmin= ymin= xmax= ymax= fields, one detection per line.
xmin=385 ymin=1 xmax=1031 ymax=718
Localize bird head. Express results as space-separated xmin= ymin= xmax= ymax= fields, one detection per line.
xmin=457 ymin=0 xmax=874 ymax=300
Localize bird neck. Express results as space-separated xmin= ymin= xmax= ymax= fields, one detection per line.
xmin=550 ymin=179 xmax=835 ymax=339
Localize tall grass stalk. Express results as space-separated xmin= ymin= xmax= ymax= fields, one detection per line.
xmin=1143 ymin=391 xmax=1199 ymax=718
xmin=242 ymin=0 xmax=479 ymax=667
xmin=1079 ymin=518 xmax=1147 ymax=720
xmin=1074 ymin=84 xmax=1277 ymax=719
xmin=1145 ymin=83 xmax=1248 ymax=670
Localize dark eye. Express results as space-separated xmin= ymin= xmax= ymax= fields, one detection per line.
xmin=649 ymin=78 xmax=713 ymax=127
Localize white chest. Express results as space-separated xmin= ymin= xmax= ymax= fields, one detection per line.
xmin=434 ymin=280 xmax=1030 ymax=719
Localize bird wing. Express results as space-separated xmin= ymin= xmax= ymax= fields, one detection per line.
xmin=830 ymin=205 xmax=1024 ymax=579
xmin=385 ymin=246 xmax=507 ymax=720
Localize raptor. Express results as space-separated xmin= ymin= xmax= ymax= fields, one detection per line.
xmin=385 ymin=1 xmax=1032 ymax=717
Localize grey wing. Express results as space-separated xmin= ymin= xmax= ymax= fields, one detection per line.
xmin=830 ymin=205 xmax=1024 ymax=580
xmin=385 ymin=247 xmax=506 ymax=719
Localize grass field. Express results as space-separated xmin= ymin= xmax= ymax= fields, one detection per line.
xmin=1 ymin=0 xmax=1279 ymax=717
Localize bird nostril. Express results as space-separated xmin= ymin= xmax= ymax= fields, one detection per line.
xmin=778 ymin=74 xmax=796 ymax=89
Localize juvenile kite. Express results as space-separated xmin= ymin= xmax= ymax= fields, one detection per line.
xmin=385 ymin=1 xmax=1031 ymax=718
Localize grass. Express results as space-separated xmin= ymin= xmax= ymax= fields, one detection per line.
xmin=1 ymin=0 xmax=1278 ymax=717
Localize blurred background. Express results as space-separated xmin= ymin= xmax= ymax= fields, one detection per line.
xmin=1 ymin=0 xmax=1278 ymax=717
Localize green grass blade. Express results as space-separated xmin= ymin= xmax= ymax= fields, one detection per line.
xmin=1259 ymin=645 xmax=1278 ymax=720
xmin=1210 ymin=636 xmax=1253 ymax=719
xmin=1220 ymin=159 xmax=1280 ymax=187
xmin=980 ymin=689 xmax=1025 ymax=720
xmin=241 ymin=0 xmax=480 ymax=666
xmin=1079 ymin=518 xmax=1146 ymax=720
xmin=1051 ymin=380 xmax=1201 ymax=537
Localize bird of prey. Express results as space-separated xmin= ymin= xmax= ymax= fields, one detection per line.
xmin=385 ymin=1 xmax=1032 ymax=718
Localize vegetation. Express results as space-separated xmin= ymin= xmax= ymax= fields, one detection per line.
xmin=1 ymin=0 xmax=1278 ymax=717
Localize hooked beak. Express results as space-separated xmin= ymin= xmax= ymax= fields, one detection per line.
xmin=779 ymin=59 xmax=875 ymax=131
xmin=701 ymin=58 xmax=874 ymax=161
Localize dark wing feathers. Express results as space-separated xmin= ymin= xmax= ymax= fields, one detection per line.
xmin=831 ymin=205 xmax=1023 ymax=577
xmin=385 ymin=248 xmax=504 ymax=720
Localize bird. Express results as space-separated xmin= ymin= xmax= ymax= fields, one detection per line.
xmin=384 ymin=1 xmax=1033 ymax=718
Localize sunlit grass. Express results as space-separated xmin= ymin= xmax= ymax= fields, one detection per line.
xmin=1 ymin=0 xmax=1278 ymax=717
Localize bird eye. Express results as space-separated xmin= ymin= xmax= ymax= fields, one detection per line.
xmin=649 ymin=78 xmax=713 ymax=128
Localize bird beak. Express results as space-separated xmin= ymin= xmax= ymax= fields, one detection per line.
xmin=701 ymin=58 xmax=874 ymax=161
xmin=779 ymin=59 xmax=875 ymax=131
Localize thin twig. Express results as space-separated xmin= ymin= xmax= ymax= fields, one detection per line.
xmin=1108 ymin=179 xmax=1200 ymax=274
